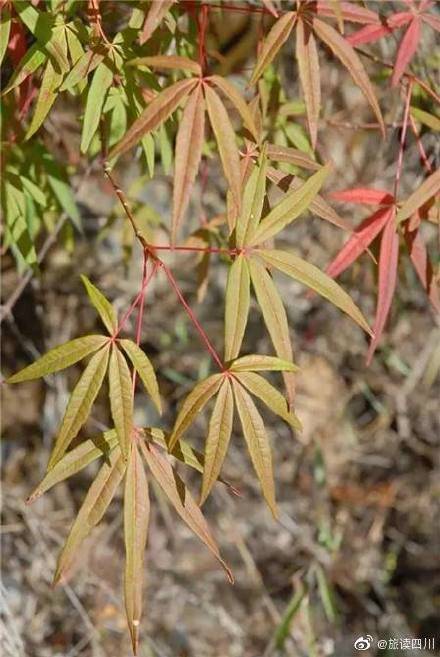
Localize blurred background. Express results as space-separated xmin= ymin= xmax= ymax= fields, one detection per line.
xmin=1 ymin=3 xmax=439 ymax=656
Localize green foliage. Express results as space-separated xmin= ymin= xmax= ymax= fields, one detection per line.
xmin=3 ymin=1 xmax=439 ymax=653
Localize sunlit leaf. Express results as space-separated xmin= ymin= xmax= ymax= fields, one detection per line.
xmin=235 ymin=371 xmax=302 ymax=432
xmin=7 ymin=335 xmax=108 ymax=383
xmin=259 ymin=249 xmax=371 ymax=334
xmin=224 ymin=255 xmax=250 ymax=361
xmin=0 ymin=7 xmax=11 ymax=67
xmin=326 ymin=207 xmax=392 ymax=279
xmin=312 ymin=18 xmax=385 ymax=137
xmin=172 ymin=85 xmax=205 ymax=241
xmin=366 ymin=213 xmax=399 ymax=364
xmin=119 ymin=339 xmax=161 ymax=413
xmin=232 ymin=379 xmax=277 ymax=517
xmin=124 ymin=443 xmax=150 ymax=655
xmin=108 ymin=345 xmax=133 ymax=461
xmin=296 ymin=18 xmax=321 ymax=149
xmin=229 ymin=354 xmax=298 ymax=373
xmin=60 ymin=46 xmax=105 ymax=90
xmin=53 ymin=446 xmax=125 ymax=585
xmin=80 ymin=59 xmax=113 ymax=152
xmin=208 ymin=75 xmax=258 ymax=140
xmin=168 ymin=373 xmax=223 ymax=450
xmin=396 ymin=168 xmax=440 ymax=224
xmin=328 ymin=187 xmax=394 ymax=206
xmin=204 ymin=84 xmax=242 ymax=214
xmin=48 ymin=345 xmax=110 ymax=468
xmin=200 ymin=379 xmax=234 ymax=505
xmin=2 ymin=43 xmax=47 ymax=94
xmin=140 ymin=441 xmax=233 ymax=581
xmin=26 ymin=60 xmax=62 ymax=138
xmin=249 ymin=165 xmax=331 ymax=246
xmin=81 ymin=275 xmax=117 ymax=335
xmin=236 ymin=152 xmax=268 ymax=247
xmin=129 ymin=55 xmax=201 ymax=76
xmin=391 ymin=18 xmax=420 ymax=87
xmin=410 ymin=106 xmax=440 ymax=132
xmin=139 ymin=0 xmax=175 ymax=44
xmin=266 ymin=144 xmax=320 ymax=171
xmin=249 ymin=12 xmax=295 ymax=85
xmin=248 ymin=256 xmax=296 ymax=405
xmin=27 ymin=430 xmax=118 ymax=503
xmin=109 ymin=78 xmax=197 ymax=160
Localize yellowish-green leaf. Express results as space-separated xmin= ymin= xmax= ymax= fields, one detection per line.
xmin=312 ymin=18 xmax=385 ymax=137
xmin=249 ymin=12 xmax=295 ymax=86
xmin=81 ymin=275 xmax=117 ymax=335
xmin=129 ymin=55 xmax=201 ymax=76
xmin=259 ymin=249 xmax=371 ymax=334
xmin=119 ymin=339 xmax=161 ymax=414
xmin=124 ymin=443 xmax=150 ymax=655
xmin=200 ymin=379 xmax=234 ymax=505
xmin=7 ymin=335 xmax=108 ymax=383
xmin=60 ymin=47 xmax=105 ymax=91
xmin=26 ymin=60 xmax=62 ymax=138
xmin=396 ymin=168 xmax=440 ymax=224
xmin=229 ymin=354 xmax=298 ymax=373
xmin=266 ymin=144 xmax=320 ymax=171
xmin=27 ymin=430 xmax=118 ymax=503
xmin=208 ymin=75 xmax=258 ymax=140
xmin=204 ymin=84 xmax=241 ymax=214
xmin=232 ymin=380 xmax=277 ymax=517
xmin=168 ymin=373 xmax=223 ymax=450
xmin=296 ymin=18 xmax=321 ymax=150
xmin=2 ymin=43 xmax=47 ymax=94
xmin=109 ymin=78 xmax=197 ymax=160
xmin=249 ymin=164 xmax=331 ymax=246
xmin=236 ymin=152 xmax=268 ymax=247
xmin=172 ymin=85 xmax=205 ymax=242
xmin=140 ymin=441 xmax=233 ymax=581
xmin=48 ymin=345 xmax=110 ymax=468
xmin=410 ymin=106 xmax=440 ymax=132
xmin=0 ymin=7 xmax=11 ymax=67
xmin=248 ymin=256 xmax=296 ymax=405
xmin=224 ymin=255 xmax=250 ymax=361
xmin=236 ymin=371 xmax=302 ymax=432
xmin=53 ymin=446 xmax=125 ymax=585
xmin=108 ymin=345 xmax=133 ymax=461
xmin=80 ymin=59 xmax=113 ymax=153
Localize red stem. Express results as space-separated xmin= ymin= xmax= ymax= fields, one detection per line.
xmin=114 ymin=263 xmax=157 ymax=338
xmin=132 ymin=252 xmax=150 ymax=393
xmin=409 ymin=113 xmax=433 ymax=174
xmin=161 ymin=262 xmax=225 ymax=371
xmin=152 ymin=244 xmax=239 ymax=255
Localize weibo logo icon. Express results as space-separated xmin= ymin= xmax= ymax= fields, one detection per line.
xmin=354 ymin=635 xmax=373 ymax=651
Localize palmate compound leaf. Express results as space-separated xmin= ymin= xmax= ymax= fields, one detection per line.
xmin=200 ymin=378 xmax=234 ymax=505
xmin=108 ymin=344 xmax=133 ymax=461
xmin=139 ymin=440 xmax=233 ymax=583
xmin=232 ymin=379 xmax=277 ymax=517
xmin=119 ymin=339 xmax=161 ymax=414
xmin=224 ymin=254 xmax=250 ymax=361
xmin=258 ymin=250 xmax=372 ymax=335
xmin=124 ymin=442 xmax=150 ymax=655
xmin=7 ymin=335 xmax=108 ymax=383
xmin=81 ymin=275 xmax=117 ymax=335
xmin=48 ymin=344 xmax=111 ymax=469
xmin=53 ymin=444 xmax=125 ymax=586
